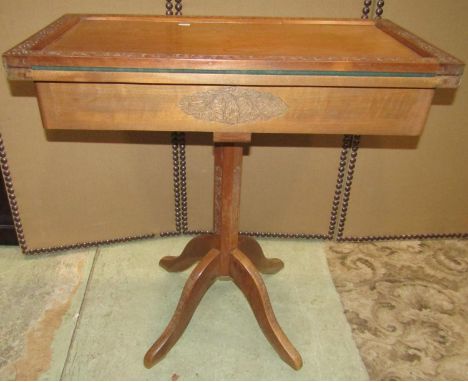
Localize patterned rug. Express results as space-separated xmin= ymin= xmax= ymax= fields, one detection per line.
xmin=326 ymin=239 xmax=468 ymax=380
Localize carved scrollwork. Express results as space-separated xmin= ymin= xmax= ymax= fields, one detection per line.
xmin=179 ymin=87 xmax=288 ymax=125
xmin=6 ymin=16 xmax=69 ymax=56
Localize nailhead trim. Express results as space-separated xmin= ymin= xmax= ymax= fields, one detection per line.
xmin=170 ymin=132 xmax=188 ymax=234
xmin=25 ymin=234 xmax=155 ymax=255
xmin=361 ymin=0 xmax=373 ymax=19
xmin=160 ymin=230 xmax=183 ymax=237
xmin=336 ymin=135 xmax=360 ymax=240
xmin=328 ymin=135 xmax=353 ymax=238
xmin=167 ymin=229 xmax=329 ymax=240
xmin=171 ymin=132 xmax=182 ymax=233
xmin=240 ymin=231 xmax=329 ymax=240
xmin=179 ymin=133 xmax=188 ymax=233
xmin=375 ymin=0 xmax=385 ymax=18
xmin=339 ymin=232 xmax=468 ymax=242
xmin=165 ymin=0 xmax=174 ymax=15
xmin=175 ymin=0 xmax=183 ymax=16
xmin=0 ymin=133 xmax=27 ymax=251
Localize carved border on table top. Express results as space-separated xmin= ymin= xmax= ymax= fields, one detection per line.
xmin=376 ymin=19 xmax=463 ymax=66
xmin=20 ymin=49 xmax=437 ymax=64
xmin=3 ymin=16 xmax=435 ymax=65
xmin=5 ymin=14 xmax=453 ymax=70
xmin=5 ymin=15 xmax=75 ymax=56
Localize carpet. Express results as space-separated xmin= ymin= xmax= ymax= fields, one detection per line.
xmin=326 ymin=239 xmax=468 ymax=380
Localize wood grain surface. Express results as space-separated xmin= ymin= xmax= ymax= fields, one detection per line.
xmin=3 ymin=15 xmax=464 ymax=78
xmin=145 ymin=143 xmax=302 ymax=370
xmin=35 ymin=82 xmax=434 ymax=136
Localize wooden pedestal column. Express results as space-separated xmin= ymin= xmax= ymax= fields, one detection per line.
xmin=144 ymin=136 xmax=303 ymax=370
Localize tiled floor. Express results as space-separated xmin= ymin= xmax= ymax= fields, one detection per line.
xmin=0 ymin=237 xmax=368 ymax=380
xmin=0 ymin=246 xmax=95 ymax=380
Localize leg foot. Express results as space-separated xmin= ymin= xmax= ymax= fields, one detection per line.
xmin=159 ymin=235 xmax=216 ymax=272
xmin=144 ymin=249 xmax=220 ymax=368
xmin=238 ymin=235 xmax=284 ymax=274
xmin=230 ymin=249 xmax=303 ymax=370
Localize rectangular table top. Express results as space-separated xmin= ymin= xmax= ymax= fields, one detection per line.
xmin=3 ymin=14 xmax=464 ymax=86
xmin=2 ymin=15 xmax=465 ymax=137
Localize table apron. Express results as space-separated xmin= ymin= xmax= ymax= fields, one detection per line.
xmin=35 ymin=82 xmax=434 ymax=136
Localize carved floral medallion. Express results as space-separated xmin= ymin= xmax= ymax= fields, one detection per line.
xmin=179 ymin=87 xmax=288 ymax=125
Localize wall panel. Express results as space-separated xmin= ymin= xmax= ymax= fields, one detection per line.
xmin=0 ymin=0 xmax=175 ymax=252
xmin=342 ymin=0 xmax=468 ymax=238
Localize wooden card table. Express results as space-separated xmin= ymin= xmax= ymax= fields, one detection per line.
xmin=3 ymin=15 xmax=463 ymax=370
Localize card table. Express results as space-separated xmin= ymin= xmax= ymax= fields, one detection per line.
xmin=3 ymin=14 xmax=464 ymax=370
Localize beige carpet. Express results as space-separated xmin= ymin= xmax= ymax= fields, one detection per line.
xmin=326 ymin=239 xmax=468 ymax=380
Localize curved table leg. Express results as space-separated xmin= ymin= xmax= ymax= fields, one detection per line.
xmin=230 ymin=249 xmax=303 ymax=370
xmin=238 ymin=235 xmax=284 ymax=274
xmin=159 ymin=234 xmax=216 ymax=272
xmin=144 ymin=248 xmax=220 ymax=368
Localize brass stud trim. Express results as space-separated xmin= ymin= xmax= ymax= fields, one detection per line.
xmin=171 ymin=132 xmax=182 ymax=233
xmin=185 ymin=230 xmax=212 ymax=236
xmin=160 ymin=230 xmax=182 ymax=237
xmin=335 ymin=135 xmax=360 ymax=240
xmin=179 ymin=133 xmax=188 ymax=233
xmin=361 ymin=0 xmax=373 ymax=19
xmin=328 ymin=135 xmax=353 ymax=238
xmin=240 ymin=231 xmax=329 ymax=240
xmin=0 ymin=133 xmax=27 ymax=252
xmin=24 ymin=234 xmax=155 ymax=255
xmin=339 ymin=233 xmax=468 ymax=242
xmin=375 ymin=0 xmax=385 ymax=19
xmin=175 ymin=0 xmax=183 ymax=16
xmin=169 ymin=229 xmax=329 ymax=240
xmin=170 ymin=132 xmax=188 ymax=234
xmin=165 ymin=0 xmax=174 ymax=16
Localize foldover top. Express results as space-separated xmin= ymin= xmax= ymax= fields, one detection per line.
xmin=3 ymin=15 xmax=464 ymax=82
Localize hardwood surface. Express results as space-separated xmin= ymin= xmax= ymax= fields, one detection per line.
xmin=145 ymin=143 xmax=302 ymax=370
xmin=44 ymin=20 xmax=418 ymax=59
xmin=160 ymin=234 xmax=284 ymax=274
xmin=35 ymin=82 xmax=434 ymax=136
xmin=144 ymin=248 xmax=221 ymax=368
xmin=6 ymin=15 xmax=464 ymax=139
xmin=3 ymin=15 xmax=464 ymax=79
